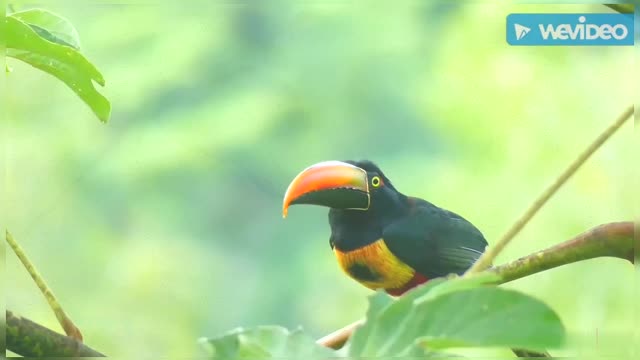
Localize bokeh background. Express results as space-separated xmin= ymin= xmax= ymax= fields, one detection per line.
xmin=2 ymin=1 xmax=637 ymax=358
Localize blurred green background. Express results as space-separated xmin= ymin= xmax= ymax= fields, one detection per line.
xmin=2 ymin=1 xmax=636 ymax=358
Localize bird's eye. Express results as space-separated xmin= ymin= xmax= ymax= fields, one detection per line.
xmin=371 ymin=176 xmax=381 ymax=188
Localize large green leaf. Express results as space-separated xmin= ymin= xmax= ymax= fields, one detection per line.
xmin=5 ymin=15 xmax=110 ymax=122
xmin=345 ymin=279 xmax=444 ymax=356
xmin=412 ymin=287 xmax=565 ymax=350
xmin=414 ymin=273 xmax=501 ymax=303
xmin=10 ymin=9 xmax=81 ymax=49
xmin=346 ymin=275 xmax=564 ymax=356
xmin=345 ymin=274 xmax=495 ymax=355
xmin=199 ymin=326 xmax=336 ymax=359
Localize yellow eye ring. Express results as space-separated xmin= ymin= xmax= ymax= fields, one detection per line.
xmin=371 ymin=176 xmax=381 ymax=187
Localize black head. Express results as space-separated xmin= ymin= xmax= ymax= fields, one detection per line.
xmin=344 ymin=160 xmax=397 ymax=192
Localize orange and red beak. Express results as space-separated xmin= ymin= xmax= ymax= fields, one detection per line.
xmin=282 ymin=161 xmax=370 ymax=217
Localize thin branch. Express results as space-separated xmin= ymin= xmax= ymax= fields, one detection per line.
xmin=317 ymin=222 xmax=635 ymax=350
xmin=465 ymin=105 xmax=634 ymax=275
xmin=5 ymin=230 xmax=83 ymax=341
xmin=6 ymin=310 xmax=105 ymax=357
xmin=316 ymin=320 xmax=363 ymax=350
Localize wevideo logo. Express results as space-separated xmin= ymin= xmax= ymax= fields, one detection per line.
xmin=507 ymin=13 xmax=634 ymax=46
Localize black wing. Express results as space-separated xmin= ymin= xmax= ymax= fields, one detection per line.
xmin=382 ymin=198 xmax=488 ymax=279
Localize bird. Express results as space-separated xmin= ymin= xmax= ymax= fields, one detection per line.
xmin=282 ymin=160 xmax=488 ymax=296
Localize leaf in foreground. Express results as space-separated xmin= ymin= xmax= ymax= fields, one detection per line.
xmin=10 ymin=9 xmax=81 ymax=49
xmin=346 ymin=275 xmax=564 ymax=356
xmin=199 ymin=325 xmax=336 ymax=359
xmin=5 ymin=15 xmax=110 ymax=122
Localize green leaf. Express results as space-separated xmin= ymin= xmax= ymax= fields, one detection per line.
xmin=414 ymin=272 xmax=501 ymax=303
xmin=342 ymin=289 xmax=395 ymax=355
xmin=413 ymin=287 xmax=565 ymax=351
xmin=4 ymin=16 xmax=110 ymax=122
xmin=345 ymin=274 xmax=495 ymax=355
xmin=347 ymin=277 xmax=564 ymax=356
xmin=11 ymin=9 xmax=81 ymax=50
xmin=346 ymin=279 xmax=444 ymax=356
xmin=199 ymin=326 xmax=336 ymax=359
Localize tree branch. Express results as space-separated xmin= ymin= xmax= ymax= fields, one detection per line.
xmin=6 ymin=310 xmax=105 ymax=357
xmin=466 ymin=105 xmax=633 ymax=274
xmin=489 ymin=222 xmax=633 ymax=283
xmin=316 ymin=221 xmax=635 ymax=350
xmin=316 ymin=319 xmax=364 ymax=350
xmin=6 ymin=230 xmax=83 ymax=341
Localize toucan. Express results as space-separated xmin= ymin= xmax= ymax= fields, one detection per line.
xmin=282 ymin=160 xmax=488 ymax=296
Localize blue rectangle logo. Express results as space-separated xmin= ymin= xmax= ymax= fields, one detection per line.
xmin=507 ymin=13 xmax=634 ymax=46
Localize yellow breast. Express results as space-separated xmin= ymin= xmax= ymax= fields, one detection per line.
xmin=333 ymin=239 xmax=415 ymax=290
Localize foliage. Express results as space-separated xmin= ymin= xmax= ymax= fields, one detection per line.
xmin=200 ymin=274 xmax=565 ymax=357
xmin=200 ymin=326 xmax=334 ymax=359
xmin=4 ymin=8 xmax=110 ymax=121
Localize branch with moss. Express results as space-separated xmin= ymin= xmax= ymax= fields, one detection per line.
xmin=317 ymin=221 xmax=635 ymax=350
xmin=6 ymin=310 xmax=105 ymax=357
xmin=489 ymin=221 xmax=633 ymax=283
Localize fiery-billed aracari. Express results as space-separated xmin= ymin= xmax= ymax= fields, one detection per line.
xmin=282 ymin=160 xmax=488 ymax=296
